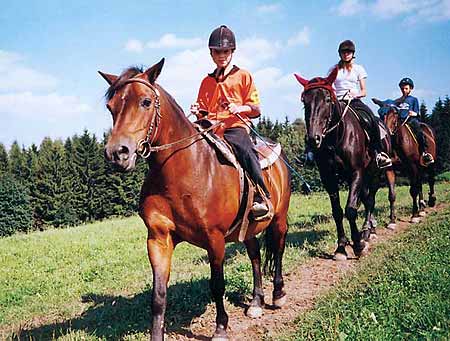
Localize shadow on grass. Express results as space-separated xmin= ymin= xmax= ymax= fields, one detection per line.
xmin=14 ymin=278 xmax=213 ymax=340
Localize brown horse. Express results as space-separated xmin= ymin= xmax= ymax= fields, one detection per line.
xmin=372 ymin=98 xmax=436 ymax=222
xmin=294 ymin=70 xmax=397 ymax=260
xmin=99 ymin=59 xmax=291 ymax=341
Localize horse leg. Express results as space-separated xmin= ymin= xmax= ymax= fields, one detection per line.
xmin=386 ymin=169 xmax=397 ymax=230
xmin=360 ymin=185 xmax=372 ymax=241
xmin=409 ymin=172 xmax=421 ymax=223
xmin=346 ymin=170 xmax=368 ymax=257
xmin=244 ymin=237 xmax=264 ymax=318
xmin=267 ymin=215 xmax=288 ymax=308
xmin=147 ymin=232 xmax=174 ymax=341
xmin=328 ymin=191 xmax=347 ymax=261
xmin=427 ymin=164 xmax=436 ymax=207
xmin=208 ymin=235 xmax=229 ymax=341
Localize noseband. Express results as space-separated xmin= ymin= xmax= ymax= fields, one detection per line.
xmin=121 ymin=78 xmax=162 ymax=158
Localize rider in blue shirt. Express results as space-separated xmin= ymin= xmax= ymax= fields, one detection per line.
xmin=396 ymin=77 xmax=434 ymax=165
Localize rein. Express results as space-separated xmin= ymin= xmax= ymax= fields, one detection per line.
xmin=121 ymin=77 xmax=220 ymax=158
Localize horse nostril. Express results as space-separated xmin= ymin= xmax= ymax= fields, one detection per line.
xmin=118 ymin=145 xmax=129 ymax=160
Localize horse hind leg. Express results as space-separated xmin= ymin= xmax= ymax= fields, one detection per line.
xmin=244 ymin=237 xmax=264 ymax=318
xmin=386 ymin=169 xmax=397 ymax=230
xmin=427 ymin=165 xmax=437 ymax=207
xmin=207 ymin=234 xmax=229 ymax=341
xmin=263 ymin=215 xmax=288 ymax=308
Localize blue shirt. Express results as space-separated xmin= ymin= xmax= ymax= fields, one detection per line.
xmin=397 ymin=95 xmax=419 ymax=120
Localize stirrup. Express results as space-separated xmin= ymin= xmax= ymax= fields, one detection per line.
xmin=422 ymin=152 xmax=434 ymax=166
xmin=376 ymin=152 xmax=392 ymax=169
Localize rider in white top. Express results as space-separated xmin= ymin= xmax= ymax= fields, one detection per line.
xmin=330 ymin=40 xmax=392 ymax=169
xmin=332 ymin=64 xmax=367 ymax=99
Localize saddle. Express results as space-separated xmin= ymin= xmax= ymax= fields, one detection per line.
xmin=195 ymin=119 xmax=282 ymax=241
xmin=341 ymin=102 xmax=388 ymax=142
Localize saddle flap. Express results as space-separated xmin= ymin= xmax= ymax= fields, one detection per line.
xmin=254 ymin=138 xmax=282 ymax=169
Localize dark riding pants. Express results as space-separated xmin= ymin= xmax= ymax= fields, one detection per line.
xmin=348 ymin=99 xmax=384 ymax=153
xmin=407 ymin=118 xmax=427 ymax=153
xmin=224 ymin=127 xmax=270 ymax=198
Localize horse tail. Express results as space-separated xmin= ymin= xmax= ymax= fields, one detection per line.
xmin=262 ymin=223 xmax=276 ymax=276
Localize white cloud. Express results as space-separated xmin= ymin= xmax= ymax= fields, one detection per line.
xmin=234 ymin=38 xmax=282 ymax=69
xmin=287 ymin=27 xmax=311 ymax=47
xmin=0 ymin=92 xmax=91 ymax=119
xmin=334 ymin=0 xmax=450 ymax=22
xmin=124 ymin=39 xmax=144 ymax=53
xmin=256 ymin=3 xmax=281 ymax=14
xmin=371 ymin=0 xmax=418 ymax=18
xmin=0 ymin=50 xmax=58 ymax=92
xmin=146 ymin=33 xmax=203 ymax=49
xmin=336 ymin=0 xmax=366 ymax=16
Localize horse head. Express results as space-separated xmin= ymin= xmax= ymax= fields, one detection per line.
xmin=99 ymin=58 xmax=165 ymax=171
xmin=372 ymin=98 xmax=399 ymax=136
xmin=294 ymin=67 xmax=338 ymax=149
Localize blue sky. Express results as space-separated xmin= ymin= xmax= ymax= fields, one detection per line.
xmin=1 ymin=0 xmax=449 ymax=148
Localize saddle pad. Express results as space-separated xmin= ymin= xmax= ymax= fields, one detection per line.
xmin=255 ymin=139 xmax=282 ymax=169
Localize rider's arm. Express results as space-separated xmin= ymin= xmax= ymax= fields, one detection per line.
xmin=356 ymin=78 xmax=367 ymax=99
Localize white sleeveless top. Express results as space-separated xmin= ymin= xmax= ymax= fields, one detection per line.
xmin=329 ymin=63 xmax=367 ymax=98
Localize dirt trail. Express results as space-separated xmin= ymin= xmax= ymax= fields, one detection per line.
xmin=167 ymin=203 xmax=446 ymax=341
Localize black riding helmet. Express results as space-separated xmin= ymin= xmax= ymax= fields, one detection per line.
xmin=399 ymin=77 xmax=414 ymax=89
xmin=338 ymin=40 xmax=356 ymax=54
xmin=208 ymin=25 xmax=236 ymax=50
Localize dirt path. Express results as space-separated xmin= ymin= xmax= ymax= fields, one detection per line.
xmin=167 ymin=203 xmax=447 ymax=341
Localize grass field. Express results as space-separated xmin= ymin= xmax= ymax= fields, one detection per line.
xmin=0 ymin=183 xmax=449 ymax=340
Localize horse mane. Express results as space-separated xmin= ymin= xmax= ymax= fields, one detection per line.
xmin=105 ymin=66 xmax=144 ymax=100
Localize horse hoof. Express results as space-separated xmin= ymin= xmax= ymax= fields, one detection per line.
xmin=428 ymin=198 xmax=436 ymax=207
xmin=387 ymin=223 xmax=397 ymax=230
xmin=246 ymin=305 xmax=263 ymax=318
xmin=353 ymin=242 xmax=369 ymax=258
xmin=212 ymin=330 xmax=229 ymax=341
xmin=333 ymin=253 xmax=347 ymax=261
xmin=273 ymin=294 xmax=287 ymax=308
xmin=419 ymin=211 xmax=426 ymax=217
xmin=410 ymin=216 xmax=421 ymax=224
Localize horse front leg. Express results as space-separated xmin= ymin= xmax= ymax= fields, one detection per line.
xmin=409 ymin=169 xmax=421 ymax=223
xmin=208 ymin=234 xmax=229 ymax=341
xmin=244 ymin=237 xmax=264 ymax=318
xmin=146 ymin=231 xmax=174 ymax=341
xmin=346 ymin=170 xmax=368 ymax=257
xmin=427 ymin=164 xmax=436 ymax=207
xmin=386 ymin=169 xmax=397 ymax=230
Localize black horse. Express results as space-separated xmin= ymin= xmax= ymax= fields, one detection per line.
xmin=294 ymin=69 xmax=396 ymax=260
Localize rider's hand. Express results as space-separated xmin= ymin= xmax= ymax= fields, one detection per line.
xmin=227 ymin=103 xmax=242 ymax=115
xmin=190 ymin=102 xmax=200 ymax=116
xmin=409 ymin=110 xmax=418 ymax=117
xmin=349 ymin=89 xmax=360 ymax=98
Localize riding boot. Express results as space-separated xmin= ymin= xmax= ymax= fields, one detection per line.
xmin=371 ymin=124 xmax=392 ymax=169
xmin=410 ymin=119 xmax=434 ymax=165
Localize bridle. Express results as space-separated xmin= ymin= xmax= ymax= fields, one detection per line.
xmin=115 ymin=77 xmax=221 ymax=159
xmin=120 ymin=78 xmax=162 ymax=158
xmin=302 ymin=86 xmax=351 ymax=139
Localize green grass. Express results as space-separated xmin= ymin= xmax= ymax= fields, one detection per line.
xmin=0 ymin=183 xmax=449 ymax=340
xmin=282 ymin=202 xmax=450 ymax=340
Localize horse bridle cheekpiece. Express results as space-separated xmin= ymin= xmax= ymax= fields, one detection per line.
xmin=121 ymin=78 xmax=162 ymax=158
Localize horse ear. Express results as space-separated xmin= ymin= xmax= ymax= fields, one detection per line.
xmin=294 ymin=73 xmax=309 ymax=87
xmin=372 ymin=98 xmax=384 ymax=107
xmin=98 ymin=71 xmax=118 ymax=85
xmin=325 ymin=67 xmax=338 ymax=84
xmin=145 ymin=58 xmax=165 ymax=84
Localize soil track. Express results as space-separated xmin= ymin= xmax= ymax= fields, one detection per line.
xmin=167 ymin=203 xmax=447 ymax=341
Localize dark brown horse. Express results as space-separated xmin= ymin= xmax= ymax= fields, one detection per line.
xmin=294 ymin=70 xmax=396 ymax=260
xmin=372 ymin=98 xmax=436 ymax=223
xmin=99 ymin=59 xmax=291 ymax=341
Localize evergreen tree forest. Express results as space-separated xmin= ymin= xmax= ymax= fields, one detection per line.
xmin=1 ymin=97 xmax=449 ymax=236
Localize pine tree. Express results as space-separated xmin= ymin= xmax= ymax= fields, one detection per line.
xmin=420 ymin=101 xmax=429 ymax=124
xmin=0 ymin=174 xmax=33 ymax=236
xmin=8 ymin=141 xmax=27 ymax=182
xmin=0 ymin=143 xmax=8 ymax=175
xmin=33 ymin=138 xmax=77 ymax=228
xmin=430 ymin=97 xmax=450 ymax=173
xmin=71 ymin=130 xmax=105 ymax=222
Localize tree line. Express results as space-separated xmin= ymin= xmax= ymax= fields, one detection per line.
xmin=1 ymin=96 xmax=449 ymax=236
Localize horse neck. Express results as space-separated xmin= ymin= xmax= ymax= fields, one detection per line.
xmin=155 ymin=86 xmax=197 ymax=145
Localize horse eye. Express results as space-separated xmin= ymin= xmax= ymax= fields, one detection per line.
xmin=141 ymin=98 xmax=152 ymax=108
